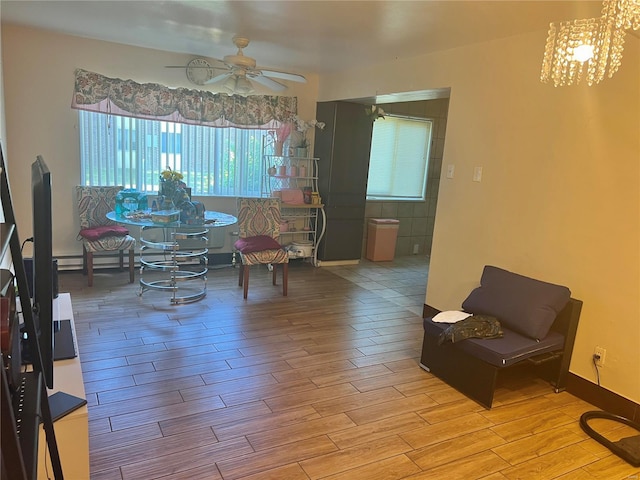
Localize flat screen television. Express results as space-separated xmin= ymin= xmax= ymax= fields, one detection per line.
xmin=31 ymin=155 xmax=54 ymax=388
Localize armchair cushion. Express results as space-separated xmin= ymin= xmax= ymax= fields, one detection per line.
xmin=234 ymin=235 xmax=282 ymax=254
xmin=461 ymin=265 xmax=571 ymax=340
xmin=79 ymin=225 xmax=129 ymax=241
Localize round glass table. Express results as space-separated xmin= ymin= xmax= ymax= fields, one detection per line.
xmin=107 ymin=210 xmax=237 ymax=304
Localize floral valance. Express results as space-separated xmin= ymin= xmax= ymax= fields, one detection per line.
xmin=71 ymin=68 xmax=297 ymax=128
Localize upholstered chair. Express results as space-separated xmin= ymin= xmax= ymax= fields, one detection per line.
xmin=234 ymin=197 xmax=289 ymax=299
xmin=75 ymin=186 xmax=136 ymax=286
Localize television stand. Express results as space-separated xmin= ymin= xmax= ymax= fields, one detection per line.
xmin=37 ymin=293 xmax=89 ymax=479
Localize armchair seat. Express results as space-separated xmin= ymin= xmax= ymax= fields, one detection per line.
xmin=239 ymin=248 xmax=289 ymax=266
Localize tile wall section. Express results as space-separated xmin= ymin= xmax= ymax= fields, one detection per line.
xmin=362 ymin=97 xmax=449 ymax=259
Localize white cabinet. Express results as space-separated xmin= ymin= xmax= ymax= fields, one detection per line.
xmin=262 ymin=154 xmax=326 ymax=266
xmin=37 ymin=293 xmax=89 ymax=480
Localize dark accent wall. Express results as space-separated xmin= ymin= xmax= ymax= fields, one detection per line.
xmin=314 ymin=101 xmax=374 ymax=261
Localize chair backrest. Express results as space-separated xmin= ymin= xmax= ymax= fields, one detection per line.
xmin=76 ymin=186 xmax=123 ymax=229
xmin=236 ymin=197 xmax=282 ymax=240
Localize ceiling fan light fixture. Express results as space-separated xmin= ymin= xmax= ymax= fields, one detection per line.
xmin=183 ymin=36 xmax=304 ymax=93
xmin=223 ymin=54 xmax=256 ymax=69
xmin=221 ymin=75 xmax=255 ymax=95
xmin=222 ymin=76 xmax=237 ymax=94
xmin=235 ymin=77 xmax=254 ymax=95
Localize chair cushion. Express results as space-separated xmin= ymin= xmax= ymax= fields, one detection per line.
xmin=234 ymin=235 xmax=282 ymax=253
xmin=79 ymin=225 xmax=129 ymax=241
xmin=82 ymin=234 xmax=136 ymax=253
xmin=423 ymin=317 xmax=566 ymax=367
xmin=239 ymin=248 xmax=289 ymax=266
xmin=461 ymin=265 xmax=571 ymax=340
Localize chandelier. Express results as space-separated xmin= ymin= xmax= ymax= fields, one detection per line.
xmin=540 ymin=0 xmax=639 ymax=86
xmin=612 ymin=0 xmax=640 ymax=29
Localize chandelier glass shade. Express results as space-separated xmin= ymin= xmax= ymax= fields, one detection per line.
xmin=610 ymin=0 xmax=640 ymax=30
xmin=540 ymin=16 xmax=626 ymax=86
xmin=540 ymin=0 xmax=636 ymax=86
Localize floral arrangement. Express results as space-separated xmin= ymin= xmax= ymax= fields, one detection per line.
xmin=159 ymin=167 xmax=189 ymax=208
xmin=272 ymin=115 xmax=326 ymax=152
xmin=292 ymin=115 xmax=325 ymax=134
xmin=365 ymin=105 xmax=386 ymax=121
xmin=160 ymin=167 xmax=184 ymax=184
xmin=289 ymin=115 xmax=325 ymax=148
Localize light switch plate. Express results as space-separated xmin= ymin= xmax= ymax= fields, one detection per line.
xmin=446 ymin=164 xmax=455 ymax=179
xmin=473 ymin=166 xmax=483 ymax=182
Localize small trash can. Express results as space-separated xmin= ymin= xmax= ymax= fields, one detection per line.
xmin=366 ymin=218 xmax=400 ymax=261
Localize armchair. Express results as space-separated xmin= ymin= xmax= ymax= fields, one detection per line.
xmin=234 ymin=197 xmax=289 ymax=299
xmin=420 ymin=266 xmax=582 ymax=408
xmin=75 ymin=186 xmax=136 ymax=286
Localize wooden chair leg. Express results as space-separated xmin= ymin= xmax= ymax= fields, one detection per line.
xmin=238 ymin=263 xmax=244 ymax=287
xmin=87 ymin=251 xmax=94 ymax=287
xmin=128 ymin=249 xmax=135 ymax=283
xmin=119 ymin=250 xmax=124 ymax=270
xmin=282 ymin=263 xmax=288 ymax=297
xmin=82 ymin=245 xmax=88 ymax=275
xmin=243 ymin=265 xmax=250 ymax=299
xmin=272 ymin=264 xmax=277 ymax=285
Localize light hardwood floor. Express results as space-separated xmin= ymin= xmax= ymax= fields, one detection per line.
xmin=58 ymin=256 xmax=640 ymax=480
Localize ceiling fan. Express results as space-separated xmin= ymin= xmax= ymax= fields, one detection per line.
xmin=166 ymin=35 xmax=307 ymax=94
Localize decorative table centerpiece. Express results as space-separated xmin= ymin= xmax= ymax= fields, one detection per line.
xmin=159 ymin=167 xmax=189 ymax=210
xmin=157 ymin=167 xmax=205 ymax=224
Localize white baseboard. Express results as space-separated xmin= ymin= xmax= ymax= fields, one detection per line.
xmin=316 ymin=259 xmax=361 ymax=267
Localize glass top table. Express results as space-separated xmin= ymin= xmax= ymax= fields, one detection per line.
xmin=107 ymin=210 xmax=237 ymax=304
xmin=106 ymin=210 xmax=237 ymax=229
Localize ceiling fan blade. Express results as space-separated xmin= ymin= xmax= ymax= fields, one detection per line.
xmin=249 ymin=75 xmax=288 ymax=92
xmin=205 ymin=72 xmax=233 ymax=85
xmin=259 ymin=69 xmax=307 ymax=83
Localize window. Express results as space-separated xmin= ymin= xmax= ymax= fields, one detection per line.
xmin=79 ymin=110 xmax=271 ymax=197
xmin=366 ymin=115 xmax=432 ymax=201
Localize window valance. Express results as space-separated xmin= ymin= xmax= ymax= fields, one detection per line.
xmin=71 ymin=68 xmax=297 ymax=128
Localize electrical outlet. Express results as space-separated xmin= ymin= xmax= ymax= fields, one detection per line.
xmin=413 ymin=244 xmax=419 ymax=254
xmin=594 ymin=346 xmax=606 ymax=366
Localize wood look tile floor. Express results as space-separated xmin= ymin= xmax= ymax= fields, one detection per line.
xmin=57 ymin=257 xmax=640 ymax=480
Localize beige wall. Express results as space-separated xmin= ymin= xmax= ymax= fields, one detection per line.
xmin=0 ymin=24 xmax=319 ymax=262
xmin=320 ymin=32 xmax=640 ymax=404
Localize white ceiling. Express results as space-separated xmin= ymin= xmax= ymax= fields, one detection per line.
xmin=1 ymin=1 xmax=604 ymax=77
